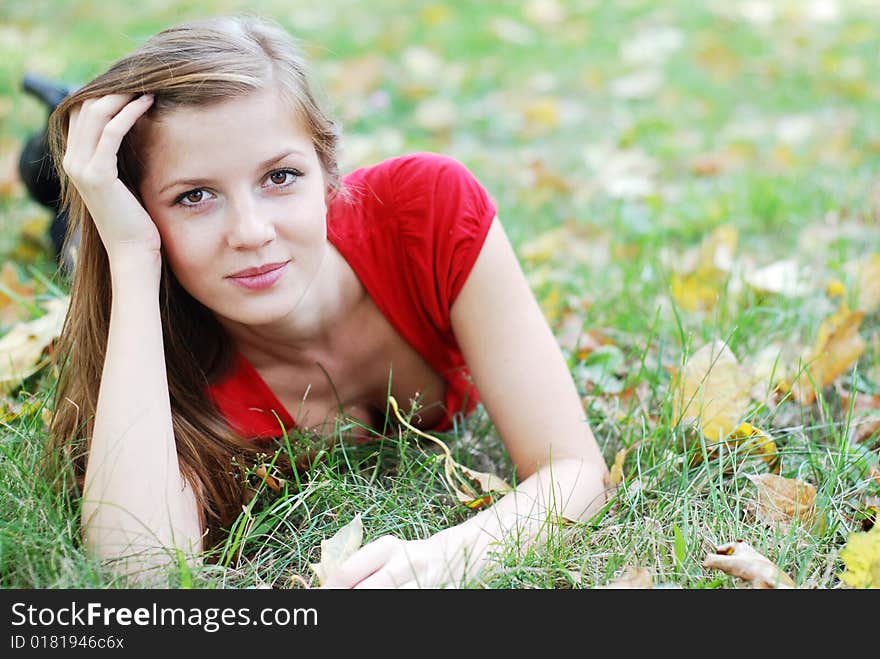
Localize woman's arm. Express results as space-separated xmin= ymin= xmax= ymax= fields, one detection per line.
xmin=84 ymin=251 xmax=203 ymax=577
xmin=325 ymin=216 xmax=610 ymax=588
xmin=63 ymin=95 xmax=203 ymax=577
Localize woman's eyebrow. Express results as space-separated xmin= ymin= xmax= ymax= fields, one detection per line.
xmin=157 ymin=149 xmax=306 ymax=194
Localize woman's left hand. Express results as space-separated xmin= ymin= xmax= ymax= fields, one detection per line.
xmin=322 ymin=526 xmax=486 ymax=589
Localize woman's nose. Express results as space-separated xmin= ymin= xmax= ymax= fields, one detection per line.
xmin=225 ymin=196 xmax=275 ymax=249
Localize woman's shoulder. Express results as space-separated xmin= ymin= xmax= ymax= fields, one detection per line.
xmin=330 ymin=151 xmax=493 ymax=240
xmin=343 ymin=151 xmax=476 ymax=189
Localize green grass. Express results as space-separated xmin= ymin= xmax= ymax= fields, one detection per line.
xmin=1 ymin=0 xmax=879 ymax=589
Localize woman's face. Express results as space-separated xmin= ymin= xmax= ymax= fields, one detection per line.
xmin=138 ymin=89 xmax=329 ymax=327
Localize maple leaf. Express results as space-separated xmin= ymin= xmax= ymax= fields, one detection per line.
xmin=839 ymin=525 xmax=880 ymax=589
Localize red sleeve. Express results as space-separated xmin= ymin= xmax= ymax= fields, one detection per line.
xmin=390 ymin=153 xmax=497 ymax=317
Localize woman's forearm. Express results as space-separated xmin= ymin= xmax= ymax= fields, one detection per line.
xmin=446 ymin=457 xmax=609 ymax=574
xmin=84 ymin=252 xmax=202 ymax=572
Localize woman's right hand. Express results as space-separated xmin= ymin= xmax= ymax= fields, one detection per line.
xmin=62 ymin=93 xmax=160 ymax=262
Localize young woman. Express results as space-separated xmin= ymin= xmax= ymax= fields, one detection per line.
xmin=46 ymin=15 xmax=609 ymax=588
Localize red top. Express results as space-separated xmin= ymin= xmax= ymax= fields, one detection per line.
xmin=206 ymin=152 xmax=497 ymax=441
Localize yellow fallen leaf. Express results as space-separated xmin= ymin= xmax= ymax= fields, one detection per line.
xmin=826 ymin=278 xmax=847 ymax=298
xmin=672 ymin=340 xmax=750 ymax=441
xmin=0 ymin=263 xmax=37 ymax=326
xmin=608 ymin=448 xmax=627 ymax=486
xmin=309 ymin=513 xmax=364 ymax=587
xmin=729 ymin=423 xmax=780 ymax=473
xmin=0 ymin=397 xmax=45 ymax=425
xmin=702 ymin=540 xmax=795 ymax=589
xmin=839 ymin=525 xmax=880 ymax=589
xmin=746 ymin=473 xmax=817 ymax=531
xmin=0 ymin=296 xmax=69 ymax=394
xmin=792 ymin=305 xmax=865 ymax=405
xmin=389 ymin=396 xmax=512 ymax=510
xmin=671 ymin=225 xmax=737 ymax=312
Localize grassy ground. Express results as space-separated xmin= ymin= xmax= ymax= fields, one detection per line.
xmin=1 ymin=0 xmax=879 ymax=588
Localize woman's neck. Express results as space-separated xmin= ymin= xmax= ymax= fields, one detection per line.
xmin=217 ymin=242 xmax=365 ymax=368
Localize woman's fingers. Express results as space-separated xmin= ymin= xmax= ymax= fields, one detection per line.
xmin=92 ymin=94 xmax=154 ymax=166
xmin=59 ymin=93 xmax=163 ymax=256
xmin=63 ymin=94 xmax=143 ymax=175
xmin=323 ymin=535 xmax=400 ymax=588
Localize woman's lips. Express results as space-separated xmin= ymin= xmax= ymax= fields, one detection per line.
xmin=227 ymin=261 xmax=289 ymax=291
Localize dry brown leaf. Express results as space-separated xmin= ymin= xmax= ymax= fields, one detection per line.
xmin=0 ymin=263 xmax=37 ymax=326
xmin=702 ymin=540 xmax=795 ymax=589
xmin=599 ymin=566 xmax=653 ymax=589
xmin=688 ymin=150 xmax=745 ymax=177
xmin=254 ymin=465 xmax=284 ymax=493
xmin=746 ymin=474 xmax=817 ymax=531
xmin=836 ymin=385 xmax=880 ymax=443
xmin=0 ymin=296 xmax=69 ymax=394
xmin=672 ymin=340 xmax=750 ymax=441
xmin=792 ymin=305 xmax=865 ymax=405
xmin=309 ymin=513 xmax=364 ymax=587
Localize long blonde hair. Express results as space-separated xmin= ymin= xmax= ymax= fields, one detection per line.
xmin=45 ymin=15 xmax=342 ymax=550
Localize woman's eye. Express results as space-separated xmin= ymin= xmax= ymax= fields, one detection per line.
xmin=175 ymin=188 xmax=212 ymax=208
xmin=266 ymin=169 xmax=302 ymax=187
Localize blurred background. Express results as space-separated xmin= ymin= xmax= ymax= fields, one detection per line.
xmin=1 ymin=0 xmax=879 ymax=346
xmin=2 ymin=0 xmax=880 ymax=590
